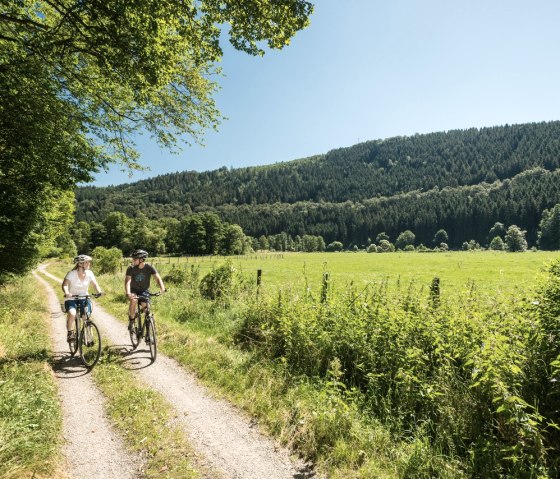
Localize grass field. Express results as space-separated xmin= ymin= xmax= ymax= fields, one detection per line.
xmin=145 ymin=250 xmax=560 ymax=297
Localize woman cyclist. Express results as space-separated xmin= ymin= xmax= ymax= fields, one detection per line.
xmin=61 ymin=254 xmax=103 ymax=341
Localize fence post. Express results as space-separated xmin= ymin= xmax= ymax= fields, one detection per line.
xmin=256 ymin=269 xmax=262 ymax=297
xmin=430 ymin=276 xmax=440 ymax=308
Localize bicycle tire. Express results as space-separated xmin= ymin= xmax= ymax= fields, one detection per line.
xmin=79 ymin=320 xmax=101 ymax=368
xmin=146 ymin=314 xmax=157 ymax=361
xmin=130 ymin=311 xmax=142 ymax=350
xmin=68 ymin=315 xmax=80 ymax=356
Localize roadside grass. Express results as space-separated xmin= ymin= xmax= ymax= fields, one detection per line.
xmin=39 ymin=272 xmax=207 ymax=479
xmin=0 ymin=277 xmax=63 ymax=479
xmin=46 ymin=252 xmax=560 ymax=478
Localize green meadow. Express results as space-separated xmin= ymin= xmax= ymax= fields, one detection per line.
xmin=148 ymin=250 xmax=560 ymax=297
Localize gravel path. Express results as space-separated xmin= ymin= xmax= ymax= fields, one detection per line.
xmin=33 ymin=270 xmax=142 ymax=479
xmin=37 ymin=265 xmax=315 ymax=479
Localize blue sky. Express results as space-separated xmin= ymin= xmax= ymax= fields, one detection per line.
xmin=93 ymin=0 xmax=560 ymax=186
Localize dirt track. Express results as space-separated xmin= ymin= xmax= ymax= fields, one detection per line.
xmin=36 ymin=265 xmax=313 ymax=479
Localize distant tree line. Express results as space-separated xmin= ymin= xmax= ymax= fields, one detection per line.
xmin=71 ymin=122 xmax=560 ymax=253
xmin=76 ymin=121 xmax=560 ymax=222
xmin=54 ymin=196 xmax=560 ymax=258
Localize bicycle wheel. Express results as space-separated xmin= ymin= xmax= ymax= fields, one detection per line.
xmin=79 ymin=320 xmax=101 ymax=368
xmin=146 ymin=314 xmax=157 ymax=361
xmin=68 ymin=316 xmax=80 ymax=357
xmin=129 ymin=311 xmax=142 ymax=350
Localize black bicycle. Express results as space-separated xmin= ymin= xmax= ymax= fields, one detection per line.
xmin=67 ymin=294 xmax=102 ymax=368
xmin=129 ymin=291 xmax=162 ymax=361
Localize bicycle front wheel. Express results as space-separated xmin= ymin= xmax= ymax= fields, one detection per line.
xmin=146 ymin=315 xmax=157 ymax=361
xmin=79 ymin=320 xmax=101 ymax=368
xmin=68 ymin=316 xmax=80 ymax=357
xmin=130 ymin=312 xmax=142 ymax=350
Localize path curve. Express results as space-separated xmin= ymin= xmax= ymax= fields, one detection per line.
xmin=33 ymin=270 xmax=142 ymax=479
xmin=37 ymin=265 xmax=314 ymax=479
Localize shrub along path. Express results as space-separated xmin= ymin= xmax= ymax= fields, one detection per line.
xmin=37 ymin=265 xmax=311 ymax=479
xmin=33 ymin=269 xmax=141 ymax=478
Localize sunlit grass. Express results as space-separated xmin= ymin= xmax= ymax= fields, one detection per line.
xmin=0 ymin=278 xmax=63 ymax=479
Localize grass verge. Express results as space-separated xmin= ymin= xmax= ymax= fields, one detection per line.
xmin=0 ymin=277 xmax=63 ymax=479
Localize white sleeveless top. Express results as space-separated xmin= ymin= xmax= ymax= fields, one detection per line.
xmin=64 ymin=269 xmax=96 ymax=296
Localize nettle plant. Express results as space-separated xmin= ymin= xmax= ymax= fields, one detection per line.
xmin=236 ymin=268 xmax=560 ymax=477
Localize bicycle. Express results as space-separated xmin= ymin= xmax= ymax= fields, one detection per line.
xmin=66 ymin=294 xmax=103 ymax=368
xmin=129 ymin=291 xmax=162 ymax=361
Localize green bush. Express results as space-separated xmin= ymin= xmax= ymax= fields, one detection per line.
xmin=92 ymin=246 xmax=122 ymax=274
xmin=199 ymin=260 xmax=235 ymax=300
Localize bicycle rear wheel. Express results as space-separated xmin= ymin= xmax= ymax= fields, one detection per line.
xmin=129 ymin=312 xmax=142 ymax=350
xmin=146 ymin=314 xmax=157 ymax=361
xmin=79 ymin=320 xmax=101 ymax=368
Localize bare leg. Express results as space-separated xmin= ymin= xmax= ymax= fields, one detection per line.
xmin=66 ymin=308 xmax=77 ymax=332
xmin=128 ymin=298 xmax=137 ymax=320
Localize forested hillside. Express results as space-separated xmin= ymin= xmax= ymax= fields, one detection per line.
xmin=75 ymin=121 xmax=560 ymax=249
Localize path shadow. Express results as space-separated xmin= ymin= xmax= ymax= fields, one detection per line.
xmin=50 ymin=349 xmax=90 ymax=378
xmin=104 ymin=344 xmax=155 ymax=370
xmin=293 ymin=462 xmax=317 ymax=479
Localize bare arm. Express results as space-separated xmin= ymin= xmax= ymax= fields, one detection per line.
xmin=91 ymin=277 xmax=103 ymax=295
xmin=154 ymin=273 xmax=166 ymax=294
xmin=125 ymin=275 xmax=132 ymax=297
xmin=61 ymin=278 xmax=71 ymax=297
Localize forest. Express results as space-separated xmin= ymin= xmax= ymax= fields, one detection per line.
xmin=74 ymin=121 xmax=560 ymax=252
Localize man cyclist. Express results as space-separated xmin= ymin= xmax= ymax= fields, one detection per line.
xmin=62 ymin=254 xmax=103 ymax=341
xmin=125 ymin=249 xmax=165 ymax=331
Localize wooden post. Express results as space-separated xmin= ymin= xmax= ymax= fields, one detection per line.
xmin=256 ymin=269 xmax=262 ymax=297
xmin=430 ymin=276 xmax=440 ymax=308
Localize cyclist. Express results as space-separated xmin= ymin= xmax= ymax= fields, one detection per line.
xmin=125 ymin=249 xmax=166 ymax=331
xmin=62 ymin=254 xmax=103 ymax=341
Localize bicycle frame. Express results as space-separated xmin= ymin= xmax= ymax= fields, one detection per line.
xmin=67 ymin=294 xmax=102 ymax=368
xmin=129 ymin=291 xmax=159 ymax=361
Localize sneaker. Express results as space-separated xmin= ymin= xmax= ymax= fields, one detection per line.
xmin=67 ymin=330 xmax=75 ymax=342
xmin=128 ymin=319 xmax=135 ymax=332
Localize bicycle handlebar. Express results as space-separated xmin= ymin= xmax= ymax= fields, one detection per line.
xmin=131 ymin=290 xmax=166 ymax=299
xmin=69 ymin=293 xmax=103 ymax=299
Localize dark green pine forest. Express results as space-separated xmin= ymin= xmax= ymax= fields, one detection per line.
xmin=76 ymin=121 xmax=560 ymax=250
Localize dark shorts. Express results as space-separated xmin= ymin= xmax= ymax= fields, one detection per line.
xmin=132 ymin=290 xmax=150 ymax=303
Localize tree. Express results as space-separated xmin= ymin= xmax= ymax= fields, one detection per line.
xmin=326 ymin=241 xmax=344 ymax=252
xmin=258 ymin=235 xmax=270 ymax=251
xmin=538 ymin=204 xmax=560 ymax=250
xmin=180 ymin=216 xmax=206 ymax=255
xmin=92 ymin=246 xmax=122 ymax=274
xmin=505 ymin=225 xmax=528 ymax=252
xmin=395 ymin=230 xmax=415 ymax=250
xmin=433 ymin=229 xmax=448 ymax=246
xmin=489 ymin=236 xmax=505 ymax=251
xmin=487 ymin=222 xmax=506 ymax=244
xmin=378 ymin=240 xmax=395 ymax=253
xmin=201 ymin=213 xmax=224 ymax=255
xmin=1 ymin=0 xmax=313 ymax=279
xmin=376 ymin=232 xmax=390 ymax=244
xmin=221 ymin=224 xmax=246 ymax=255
